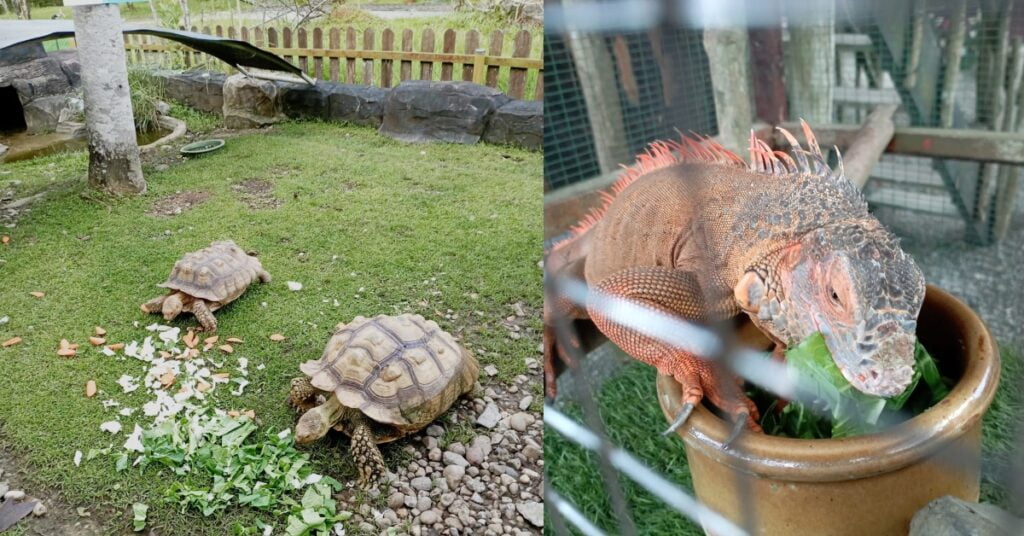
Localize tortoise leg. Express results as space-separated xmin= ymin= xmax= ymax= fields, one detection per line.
xmin=192 ymin=300 xmax=217 ymax=332
xmin=141 ymin=295 xmax=166 ymax=314
xmin=288 ymin=377 xmax=319 ymax=413
xmin=257 ymin=269 xmax=272 ymax=284
xmin=350 ymin=417 xmax=386 ymax=489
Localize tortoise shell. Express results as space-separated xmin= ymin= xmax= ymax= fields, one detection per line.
xmin=159 ymin=240 xmax=265 ymax=303
xmin=299 ymin=314 xmax=479 ymax=441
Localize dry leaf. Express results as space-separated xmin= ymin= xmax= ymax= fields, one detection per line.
xmin=106 ymin=343 xmax=125 ymax=351
xmin=94 ymin=326 xmax=106 ymax=336
xmin=204 ymin=335 xmax=219 ymax=345
xmin=219 ymin=344 xmax=234 ymax=354
xmin=30 ymin=291 xmax=45 ymax=298
xmin=159 ymin=350 xmax=172 ymax=359
xmin=183 ymin=331 xmax=198 ymax=349
xmin=227 ymin=410 xmax=240 ymax=418
xmin=89 ymin=337 xmax=106 ymax=346
xmin=203 ymin=343 xmax=214 ymax=352
xmin=1 ymin=235 xmax=9 ymax=246
xmin=269 ymin=333 xmax=286 ymax=342
xmin=211 ymin=372 xmax=230 ymax=382
xmin=160 ymin=371 xmax=175 ymax=387
xmin=226 ymin=337 xmax=243 ymax=344
xmin=244 ymin=409 xmax=256 ymax=419
xmin=2 ymin=337 xmax=22 ymax=347
xmin=85 ymin=380 xmax=97 ymax=398
xmin=57 ymin=348 xmax=76 ymax=357
xmin=184 ymin=348 xmax=199 ymax=360
xmin=59 ymin=339 xmax=79 ymax=350
xmin=196 ymin=380 xmax=211 ymax=393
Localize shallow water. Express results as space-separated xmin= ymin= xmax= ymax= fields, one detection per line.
xmin=1 ymin=128 xmax=169 ymax=164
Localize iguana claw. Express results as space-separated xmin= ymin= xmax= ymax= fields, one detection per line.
xmin=662 ymin=402 xmax=695 ymax=436
xmin=723 ymin=412 xmax=750 ymax=450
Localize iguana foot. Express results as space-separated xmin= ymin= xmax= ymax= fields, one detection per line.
xmin=543 ymin=324 xmax=579 ymax=400
xmin=664 ymin=362 xmax=762 ymax=436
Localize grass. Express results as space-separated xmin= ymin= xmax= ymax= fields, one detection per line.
xmin=545 ymin=346 xmax=1024 ymax=534
xmin=0 ymin=119 xmax=542 ymax=534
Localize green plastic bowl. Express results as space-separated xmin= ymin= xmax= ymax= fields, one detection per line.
xmin=180 ymin=139 xmax=225 ymax=156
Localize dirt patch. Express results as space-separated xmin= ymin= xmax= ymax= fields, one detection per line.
xmin=232 ymin=179 xmax=281 ymax=210
xmin=147 ymin=191 xmax=212 ymax=218
xmin=0 ymin=441 xmax=107 ymax=535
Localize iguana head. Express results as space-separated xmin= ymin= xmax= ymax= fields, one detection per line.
xmin=735 ymin=220 xmax=926 ymax=397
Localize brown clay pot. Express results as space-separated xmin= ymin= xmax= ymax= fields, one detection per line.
xmin=657 ymin=285 xmax=1000 ymax=536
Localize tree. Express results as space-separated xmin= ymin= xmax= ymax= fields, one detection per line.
xmin=72 ymin=4 xmax=147 ymax=194
xmin=13 ymin=0 xmax=29 ymax=19
xmin=178 ymin=0 xmax=191 ymax=29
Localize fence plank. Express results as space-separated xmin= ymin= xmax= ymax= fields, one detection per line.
xmin=215 ymin=25 xmax=223 ymax=37
xmin=240 ymin=26 xmax=248 ymax=41
xmin=253 ymin=26 xmax=263 ymax=48
xmin=283 ymin=27 xmax=294 ymax=66
xmin=534 ymin=70 xmax=544 ymax=100
xmin=228 ymin=25 xmax=237 ymax=39
xmin=400 ymin=29 xmax=413 ymax=82
xmin=486 ymin=30 xmax=503 ymax=88
xmin=313 ymin=28 xmax=324 ymax=80
xmin=508 ymin=30 xmax=531 ymax=99
xmin=298 ymin=28 xmax=309 ymax=74
xmin=363 ymin=29 xmax=375 ymax=86
xmin=420 ymin=29 xmax=435 ymax=80
xmin=346 ymin=27 xmax=357 ymax=83
xmin=441 ymin=29 xmax=455 ymax=81
xmin=463 ymin=29 xmax=480 ymax=81
xmin=381 ymin=28 xmax=394 ymax=88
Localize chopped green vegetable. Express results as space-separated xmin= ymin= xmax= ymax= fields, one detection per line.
xmin=132 ymin=503 xmax=148 ymax=532
xmin=757 ymin=332 xmax=952 ymax=439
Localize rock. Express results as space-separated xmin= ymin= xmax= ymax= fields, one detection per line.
xmin=410 ymin=476 xmax=433 ymax=492
xmin=482 ymin=99 xmax=543 ymax=150
xmin=428 ymin=447 xmax=442 ymax=461
xmin=222 ymin=73 xmax=284 ymax=129
xmin=426 ymin=424 xmax=445 ymax=437
xmin=379 ymin=81 xmax=510 ymax=144
xmin=358 ymin=521 xmax=375 ymax=533
xmin=388 ymin=492 xmax=405 ymax=510
xmin=476 ymin=403 xmax=501 ymax=429
xmin=466 ymin=446 xmax=486 ymax=465
xmin=154 ymin=100 xmax=171 ymax=116
xmin=440 ymin=492 xmax=456 ymax=507
xmin=0 ymin=143 xmax=6 ymax=158
xmin=417 ymin=496 xmax=432 ymax=511
xmin=3 ymin=489 xmax=25 ymax=501
xmin=423 ymin=436 xmax=439 ymax=450
xmin=443 ymin=465 xmax=465 ymax=488
xmin=470 ymin=436 xmax=492 ymax=456
xmin=404 ymin=495 xmax=417 ymax=509
xmin=484 ymin=365 xmax=499 ymax=377
xmin=516 ymin=501 xmax=543 ymax=528
xmin=443 ymin=451 xmax=469 ymax=467
xmin=420 ymin=509 xmax=441 ymax=525
xmin=910 ymin=495 xmax=1021 ymax=536
xmin=22 ymin=95 xmax=72 ymax=134
xmin=0 ymin=482 xmax=8 ymax=497
xmin=326 ymin=83 xmax=388 ymax=127
xmin=278 ymin=81 xmax=328 ymax=119
xmin=154 ymin=70 xmax=226 ymax=114
xmin=522 ymin=445 xmax=541 ymax=462
xmin=509 ymin=412 xmax=535 ymax=432
xmin=518 ymin=396 xmax=533 ymax=410
xmin=449 ymin=442 xmax=466 ymax=455
xmin=32 ymin=501 xmax=47 ymax=516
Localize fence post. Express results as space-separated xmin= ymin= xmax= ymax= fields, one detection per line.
xmin=473 ymin=48 xmax=487 ymax=85
xmin=400 ymin=29 xmax=413 ymax=82
xmin=313 ymin=28 xmax=323 ymax=80
xmin=382 ymin=28 xmax=394 ymax=88
xmin=441 ymin=29 xmax=455 ymax=81
xmin=420 ymin=29 xmax=435 ymax=81
xmin=346 ymin=27 xmax=356 ymax=84
xmin=486 ymin=30 xmax=503 ymax=88
xmin=463 ymin=29 xmax=480 ymax=81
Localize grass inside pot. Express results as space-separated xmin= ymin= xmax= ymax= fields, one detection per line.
xmin=754 ymin=333 xmax=953 ymax=439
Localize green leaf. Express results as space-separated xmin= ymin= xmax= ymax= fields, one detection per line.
xmin=132 ymin=503 xmax=148 ymax=532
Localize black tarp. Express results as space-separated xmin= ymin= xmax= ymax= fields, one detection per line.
xmin=0 ymin=20 xmax=301 ymax=76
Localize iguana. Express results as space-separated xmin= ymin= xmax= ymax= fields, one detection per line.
xmin=544 ymin=123 xmax=926 ymax=435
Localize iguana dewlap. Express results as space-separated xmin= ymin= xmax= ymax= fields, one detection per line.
xmin=544 ymin=123 xmax=926 ymax=431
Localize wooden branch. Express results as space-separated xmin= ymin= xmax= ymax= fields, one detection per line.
xmin=939 ymin=0 xmax=967 ymax=127
xmin=839 ymin=104 xmax=897 ymax=189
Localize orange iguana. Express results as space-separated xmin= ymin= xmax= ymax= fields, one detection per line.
xmin=544 ymin=123 xmax=926 ymax=434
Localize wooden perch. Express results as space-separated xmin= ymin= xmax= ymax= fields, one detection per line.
xmin=838 ymin=104 xmax=898 ymax=189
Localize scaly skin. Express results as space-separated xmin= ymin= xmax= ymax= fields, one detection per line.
xmin=544 ymin=123 xmax=926 ymax=431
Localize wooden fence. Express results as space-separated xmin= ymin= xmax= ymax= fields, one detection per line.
xmin=124 ymin=26 xmax=543 ymax=100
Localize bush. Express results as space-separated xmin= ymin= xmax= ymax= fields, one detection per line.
xmin=127 ymin=67 xmax=167 ymax=132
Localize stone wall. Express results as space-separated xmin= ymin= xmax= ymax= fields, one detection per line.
xmin=152 ymin=70 xmax=542 ymax=151
xmin=0 ymin=46 xmax=83 ymax=134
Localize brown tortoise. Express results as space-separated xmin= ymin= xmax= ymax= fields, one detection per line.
xmin=141 ymin=240 xmax=271 ymax=332
xmin=289 ymin=313 xmax=479 ymax=487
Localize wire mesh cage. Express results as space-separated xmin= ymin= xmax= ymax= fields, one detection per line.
xmin=543 ymin=0 xmax=1024 ymax=534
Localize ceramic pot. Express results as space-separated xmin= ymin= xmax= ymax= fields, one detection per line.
xmin=658 ymin=285 xmax=1000 ymax=536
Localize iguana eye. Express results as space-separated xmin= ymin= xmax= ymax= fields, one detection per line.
xmin=830 ymin=288 xmax=841 ymax=304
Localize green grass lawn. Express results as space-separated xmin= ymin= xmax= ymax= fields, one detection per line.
xmin=0 ymin=119 xmax=542 ymax=533
xmin=545 ymin=346 xmax=1024 ymax=534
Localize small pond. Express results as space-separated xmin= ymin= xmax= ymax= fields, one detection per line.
xmin=1 ymin=127 xmax=169 ymax=164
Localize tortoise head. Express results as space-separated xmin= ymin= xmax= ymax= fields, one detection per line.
xmin=294 ymin=406 xmax=332 ymax=444
xmin=162 ymin=293 xmax=184 ymax=321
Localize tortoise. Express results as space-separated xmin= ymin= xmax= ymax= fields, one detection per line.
xmin=289 ymin=313 xmax=479 ymax=487
xmin=140 ymin=240 xmax=271 ymax=332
